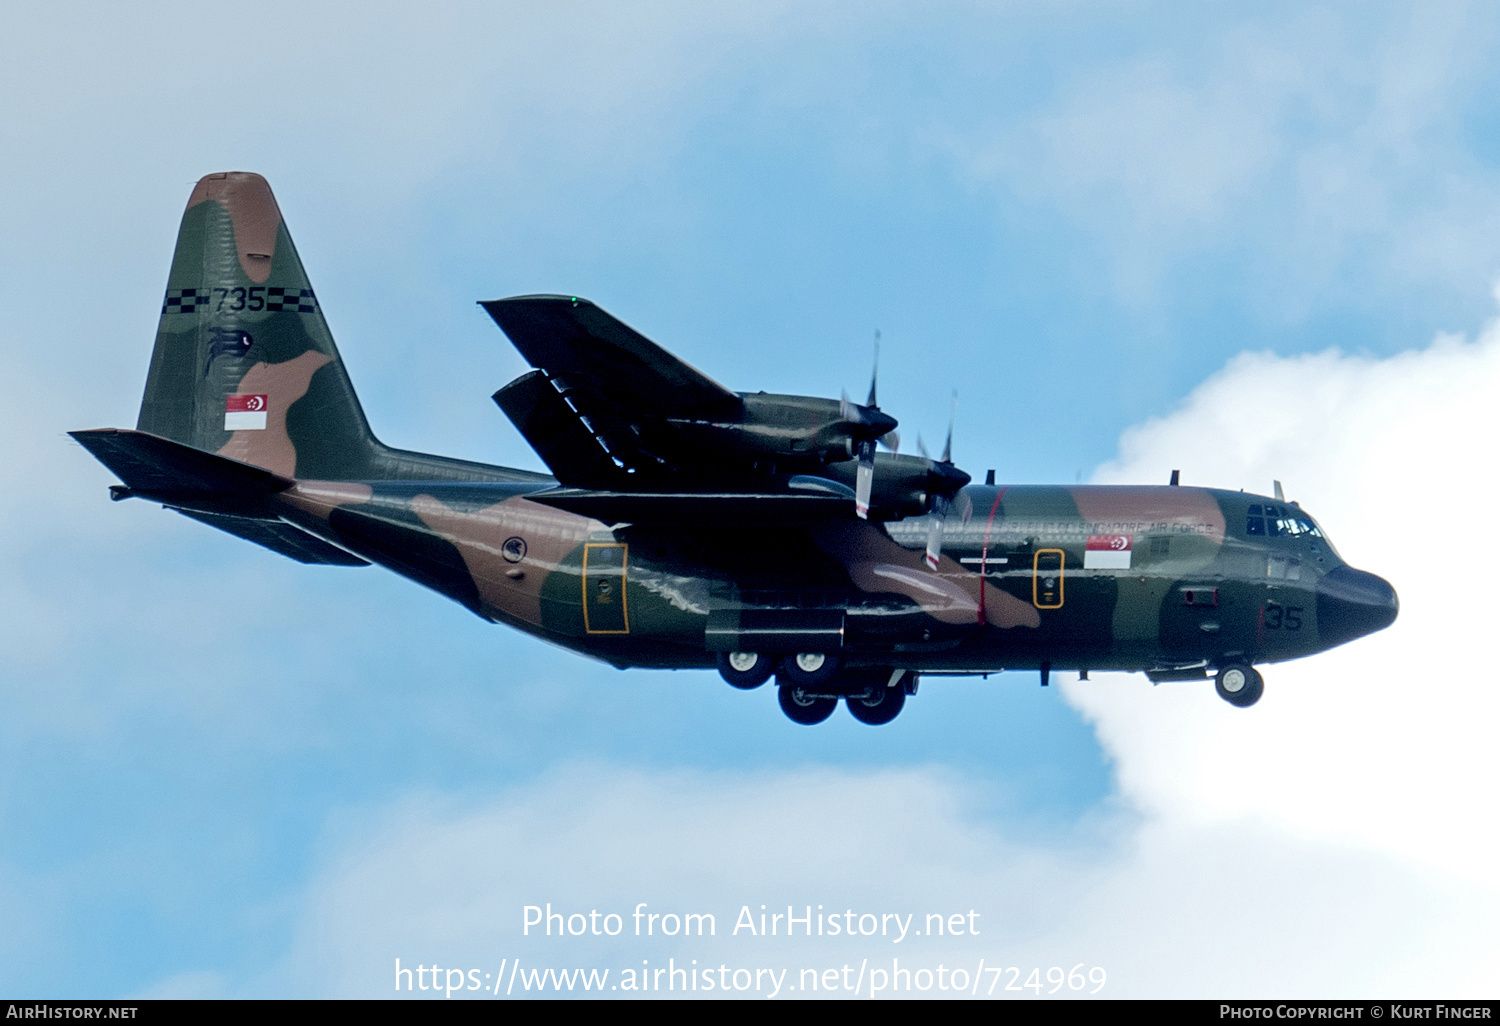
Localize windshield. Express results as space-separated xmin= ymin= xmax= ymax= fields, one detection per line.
xmin=1247 ymin=503 xmax=1342 ymax=560
xmin=1245 ymin=503 xmax=1321 ymax=538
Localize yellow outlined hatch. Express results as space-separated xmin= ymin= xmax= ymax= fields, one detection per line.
xmin=1033 ymin=548 xmax=1064 ymax=609
xmin=582 ymin=542 xmax=629 ymax=634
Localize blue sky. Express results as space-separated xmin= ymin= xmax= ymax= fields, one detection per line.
xmin=3 ymin=1 xmax=1499 ymax=997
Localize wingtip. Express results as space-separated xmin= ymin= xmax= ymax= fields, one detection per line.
xmin=480 ymin=294 xmax=595 ymax=309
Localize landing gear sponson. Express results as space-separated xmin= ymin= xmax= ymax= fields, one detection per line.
xmin=724 ymin=651 xmax=1269 ymax=721
xmin=719 ymin=652 xmax=917 ymax=725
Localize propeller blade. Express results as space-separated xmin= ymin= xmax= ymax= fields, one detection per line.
xmin=917 ymin=434 xmax=930 ymax=460
xmin=941 ymin=390 xmax=956 ymax=464
xmin=854 ymin=439 xmax=875 ymax=519
xmin=924 ymin=495 xmax=949 ymax=570
xmin=867 ymin=330 xmax=880 ymax=409
xmin=840 ymin=389 xmax=852 ymax=425
xmin=879 ymin=428 xmax=900 ymax=453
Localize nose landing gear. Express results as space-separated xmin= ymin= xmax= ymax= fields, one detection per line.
xmin=1215 ymin=663 xmax=1264 ymax=707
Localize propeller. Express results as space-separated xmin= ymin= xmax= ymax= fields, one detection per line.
xmin=919 ymin=392 xmax=967 ymax=570
xmin=842 ymin=331 xmax=900 ymax=519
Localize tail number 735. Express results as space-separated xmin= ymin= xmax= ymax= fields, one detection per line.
xmin=1263 ymin=603 xmax=1302 ymax=630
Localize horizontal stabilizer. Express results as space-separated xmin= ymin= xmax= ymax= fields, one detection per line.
xmin=70 ymin=428 xmax=292 ymax=508
xmin=492 ymin=371 xmax=626 ymax=487
xmin=176 ymin=510 xmax=369 ymax=566
xmin=527 ymin=488 xmax=850 ymax=526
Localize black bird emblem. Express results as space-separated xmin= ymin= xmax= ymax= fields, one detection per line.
xmin=204 ymin=328 xmax=253 ymax=376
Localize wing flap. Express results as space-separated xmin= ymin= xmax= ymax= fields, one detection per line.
xmin=491 ymin=370 xmax=627 ymax=488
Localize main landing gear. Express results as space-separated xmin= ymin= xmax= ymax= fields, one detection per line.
xmin=845 ymin=679 xmax=906 ymax=725
xmin=1215 ymin=663 xmax=1264 ymax=708
xmin=715 ymin=651 xmax=775 ymax=689
xmin=717 ymin=652 xmax=915 ymax=726
xmin=778 ymin=683 xmax=838 ymax=725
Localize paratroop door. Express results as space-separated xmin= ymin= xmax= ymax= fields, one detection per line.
xmin=583 ymin=543 xmax=629 ymax=634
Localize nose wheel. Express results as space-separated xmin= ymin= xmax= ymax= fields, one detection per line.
xmin=1215 ymin=664 xmax=1264 ymax=707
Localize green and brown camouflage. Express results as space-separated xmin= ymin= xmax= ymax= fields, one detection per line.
xmin=73 ymin=173 xmax=1398 ymax=724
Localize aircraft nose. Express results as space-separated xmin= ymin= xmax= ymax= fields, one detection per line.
xmin=1316 ymin=565 xmax=1398 ymax=649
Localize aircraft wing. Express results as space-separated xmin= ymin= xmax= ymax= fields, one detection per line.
xmin=480 ymin=294 xmax=950 ymax=526
xmin=525 ymin=487 xmax=849 ymax=526
xmin=481 ymin=295 xmax=739 ymax=415
xmin=482 ymin=295 xmax=745 ymax=488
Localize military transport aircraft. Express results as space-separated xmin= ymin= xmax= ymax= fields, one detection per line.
xmin=72 ymin=173 xmax=1399 ymax=725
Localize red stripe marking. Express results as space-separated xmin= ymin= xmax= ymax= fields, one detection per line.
xmin=978 ymin=488 xmax=1008 ymax=624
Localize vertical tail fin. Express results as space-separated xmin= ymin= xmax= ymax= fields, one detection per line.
xmin=137 ymin=172 xmax=382 ymax=479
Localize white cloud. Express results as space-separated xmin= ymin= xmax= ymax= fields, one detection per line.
xmin=1081 ymin=298 xmax=1500 ymax=892
xmin=265 ymin=765 xmax=1494 ymax=999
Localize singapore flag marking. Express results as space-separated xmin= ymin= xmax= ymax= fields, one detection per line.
xmin=225 ymin=394 xmax=268 ymax=430
xmin=1084 ymin=534 xmax=1132 ymax=569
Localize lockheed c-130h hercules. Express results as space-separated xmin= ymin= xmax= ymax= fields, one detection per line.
xmin=73 ymin=173 xmax=1399 ymax=725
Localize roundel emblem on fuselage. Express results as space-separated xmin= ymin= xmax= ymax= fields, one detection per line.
xmin=502 ymin=536 xmax=527 ymax=563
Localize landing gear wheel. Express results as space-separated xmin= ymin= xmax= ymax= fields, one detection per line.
xmin=778 ymin=684 xmax=837 ymax=725
xmin=846 ymin=685 xmax=906 ymax=726
xmin=1215 ymin=664 xmax=1264 ymax=708
xmin=717 ymin=651 xmax=774 ymax=690
xmin=778 ymin=651 xmax=840 ymax=687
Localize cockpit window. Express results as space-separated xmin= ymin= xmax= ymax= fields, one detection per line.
xmin=1246 ymin=504 xmax=1266 ymax=535
xmin=1246 ymin=504 xmax=1322 ymax=539
xmin=1288 ymin=515 xmax=1321 ymax=537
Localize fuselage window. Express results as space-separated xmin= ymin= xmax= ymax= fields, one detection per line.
xmin=1246 ymin=504 xmax=1266 ymax=536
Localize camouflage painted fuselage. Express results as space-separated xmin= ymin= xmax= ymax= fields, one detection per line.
xmin=75 ymin=172 xmax=1397 ymax=697
xmin=270 ymin=474 xmax=1385 ymax=675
